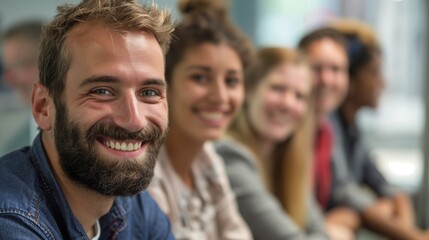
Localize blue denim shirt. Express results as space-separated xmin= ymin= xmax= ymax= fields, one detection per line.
xmin=0 ymin=134 xmax=175 ymax=239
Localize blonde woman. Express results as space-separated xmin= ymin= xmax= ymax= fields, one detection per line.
xmin=216 ymin=47 xmax=327 ymax=240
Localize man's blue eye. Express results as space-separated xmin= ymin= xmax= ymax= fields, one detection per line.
xmin=142 ymin=90 xmax=158 ymax=96
xmin=92 ymin=88 xmax=112 ymax=95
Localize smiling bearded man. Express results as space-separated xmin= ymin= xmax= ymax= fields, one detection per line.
xmin=55 ymin=100 xmax=166 ymax=196
xmin=0 ymin=0 xmax=175 ymax=239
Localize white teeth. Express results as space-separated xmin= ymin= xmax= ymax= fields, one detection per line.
xmin=201 ymin=112 xmax=223 ymax=121
xmin=120 ymin=142 xmax=127 ymax=151
xmin=104 ymin=140 xmax=143 ymax=152
xmin=127 ymin=143 xmax=133 ymax=151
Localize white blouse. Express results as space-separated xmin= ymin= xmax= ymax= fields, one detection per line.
xmin=148 ymin=142 xmax=252 ymax=240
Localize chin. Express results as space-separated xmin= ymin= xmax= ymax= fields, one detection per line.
xmin=317 ymin=100 xmax=331 ymax=113
xmin=201 ymin=131 xmax=224 ymax=141
xmin=272 ymin=134 xmax=291 ymax=143
xmin=206 ymin=135 xmax=223 ymax=141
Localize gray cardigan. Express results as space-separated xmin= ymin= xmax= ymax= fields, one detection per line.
xmin=215 ymin=138 xmax=328 ymax=240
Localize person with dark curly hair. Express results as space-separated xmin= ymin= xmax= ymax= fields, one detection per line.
xmin=147 ymin=0 xmax=253 ymax=239
xmin=329 ymin=19 xmax=429 ymax=240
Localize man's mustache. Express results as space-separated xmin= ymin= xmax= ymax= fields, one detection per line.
xmin=86 ymin=122 xmax=162 ymax=143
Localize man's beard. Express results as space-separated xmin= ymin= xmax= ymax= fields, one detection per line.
xmin=54 ymin=102 xmax=166 ymax=196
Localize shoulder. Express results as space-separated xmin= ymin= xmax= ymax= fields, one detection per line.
xmin=0 ymin=150 xmax=57 ymax=239
xmin=202 ymin=141 xmax=260 ymax=188
xmin=0 ymin=214 xmax=56 ymax=239
xmin=138 ymin=191 xmax=169 ymax=219
xmin=123 ymin=192 xmax=174 ymax=239
xmin=0 ymin=147 xmax=33 ymax=177
xmin=328 ymin=113 xmax=342 ymax=141
xmin=0 ymin=148 xmax=42 ymax=211
xmin=202 ymin=141 xmax=229 ymax=173
xmin=214 ymin=140 xmax=265 ymax=196
xmin=214 ymin=139 xmax=259 ymax=182
xmin=0 ymin=149 xmax=59 ymax=239
xmin=214 ymin=138 xmax=257 ymax=169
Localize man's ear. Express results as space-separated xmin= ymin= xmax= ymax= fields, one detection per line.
xmin=32 ymin=82 xmax=54 ymax=131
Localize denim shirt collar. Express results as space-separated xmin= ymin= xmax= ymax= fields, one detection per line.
xmin=30 ymin=133 xmax=129 ymax=239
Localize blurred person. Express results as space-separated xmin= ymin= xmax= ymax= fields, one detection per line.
xmin=298 ymin=27 xmax=360 ymax=240
xmin=2 ymin=20 xmax=42 ymax=104
xmin=0 ymin=20 xmax=43 ymax=153
xmin=299 ymin=25 xmax=429 ymax=240
xmin=0 ymin=0 xmax=175 ymax=239
xmin=147 ymin=0 xmax=253 ymax=239
xmin=216 ymin=47 xmax=329 ymax=240
xmin=329 ymin=19 xmax=429 ymax=240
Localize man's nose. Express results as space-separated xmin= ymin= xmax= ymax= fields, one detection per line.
xmin=113 ymin=92 xmax=148 ymax=132
xmin=317 ymin=67 xmax=336 ymax=87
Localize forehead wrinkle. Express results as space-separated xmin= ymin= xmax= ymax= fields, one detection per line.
xmin=107 ymin=29 xmax=117 ymax=54
xmin=67 ymin=23 xmax=164 ymax=86
xmin=105 ymin=28 xmax=129 ymax=56
xmin=67 ymin=23 xmax=124 ymax=58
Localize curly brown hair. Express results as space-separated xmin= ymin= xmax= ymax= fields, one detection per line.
xmin=165 ymin=0 xmax=253 ymax=83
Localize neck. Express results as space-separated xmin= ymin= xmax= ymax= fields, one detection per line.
xmin=41 ymin=133 xmax=113 ymax=238
xmin=340 ymin=97 xmax=360 ymax=125
xmin=61 ymin=180 xmax=112 ymax=238
xmin=316 ymin=111 xmax=328 ymax=126
xmin=165 ymin=126 xmax=204 ymax=189
xmin=259 ymin=138 xmax=275 ymax=164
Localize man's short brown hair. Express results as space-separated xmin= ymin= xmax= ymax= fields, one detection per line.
xmin=298 ymin=27 xmax=347 ymax=53
xmin=39 ymin=0 xmax=173 ymax=106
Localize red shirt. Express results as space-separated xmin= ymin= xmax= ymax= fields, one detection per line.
xmin=313 ymin=121 xmax=333 ymax=209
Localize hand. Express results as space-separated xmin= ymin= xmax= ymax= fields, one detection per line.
xmin=325 ymin=207 xmax=361 ymax=230
xmin=325 ymin=222 xmax=355 ymax=240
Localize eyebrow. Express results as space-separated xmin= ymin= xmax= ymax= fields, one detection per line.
xmin=186 ymin=66 xmax=212 ymax=72
xmin=79 ymin=75 xmax=166 ymax=88
xmin=186 ymin=66 xmax=242 ymax=74
xmin=226 ymin=69 xmax=242 ymax=75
